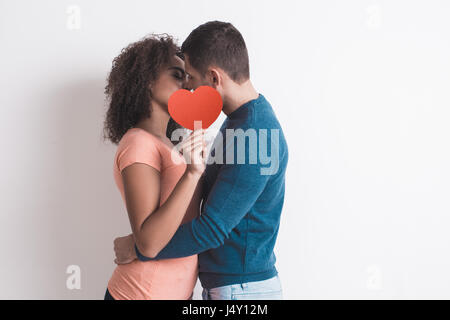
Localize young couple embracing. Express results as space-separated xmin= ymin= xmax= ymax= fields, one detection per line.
xmin=103 ymin=20 xmax=288 ymax=300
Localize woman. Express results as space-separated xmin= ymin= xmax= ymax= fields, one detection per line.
xmin=102 ymin=34 xmax=206 ymax=300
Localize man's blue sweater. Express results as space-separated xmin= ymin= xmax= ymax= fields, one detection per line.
xmin=135 ymin=93 xmax=289 ymax=289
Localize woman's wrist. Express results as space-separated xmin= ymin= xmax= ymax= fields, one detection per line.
xmin=184 ymin=170 xmax=203 ymax=181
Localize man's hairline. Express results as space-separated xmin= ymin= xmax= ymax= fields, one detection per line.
xmin=183 ymin=52 xmax=249 ymax=84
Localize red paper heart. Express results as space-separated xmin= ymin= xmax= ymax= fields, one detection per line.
xmin=168 ymin=86 xmax=223 ymax=131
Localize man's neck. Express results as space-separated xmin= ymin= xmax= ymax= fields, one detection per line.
xmin=222 ymin=80 xmax=259 ymax=116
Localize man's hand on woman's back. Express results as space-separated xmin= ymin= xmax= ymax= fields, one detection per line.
xmin=114 ymin=233 xmax=137 ymax=265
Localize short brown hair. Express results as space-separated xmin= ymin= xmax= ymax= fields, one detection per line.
xmin=181 ymin=21 xmax=250 ymax=83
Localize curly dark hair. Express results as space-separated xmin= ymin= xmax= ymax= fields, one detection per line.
xmin=103 ymin=34 xmax=182 ymax=144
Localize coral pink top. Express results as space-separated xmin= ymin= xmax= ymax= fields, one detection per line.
xmin=107 ymin=128 xmax=198 ymax=300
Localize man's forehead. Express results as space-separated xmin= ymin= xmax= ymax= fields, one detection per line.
xmin=183 ymin=54 xmax=198 ymax=74
xmin=183 ymin=55 xmax=193 ymax=71
xmin=171 ymin=55 xmax=184 ymax=68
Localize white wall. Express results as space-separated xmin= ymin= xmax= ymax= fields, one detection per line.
xmin=1 ymin=0 xmax=449 ymax=299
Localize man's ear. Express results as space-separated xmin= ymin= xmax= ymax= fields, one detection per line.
xmin=208 ymin=68 xmax=222 ymax=88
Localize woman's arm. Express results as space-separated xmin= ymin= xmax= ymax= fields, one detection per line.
xmin=183 ymin=175 xmax=204 ymax=223
xmin=121 ymin=130 xmax=205 ymax=259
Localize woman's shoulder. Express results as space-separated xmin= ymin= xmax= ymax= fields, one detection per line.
xmin=115 ymin=128 xmax=163 ymax=172
xmin=118 ymin=128 xmax=163 ymax=149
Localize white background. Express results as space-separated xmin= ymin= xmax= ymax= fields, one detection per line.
xmin=1 ymin=0 xmax=449 ymax=299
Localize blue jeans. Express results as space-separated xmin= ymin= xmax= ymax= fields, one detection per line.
xmin=202 ymin=275 xmax=283 ymax=300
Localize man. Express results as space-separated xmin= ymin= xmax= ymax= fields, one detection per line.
xmin=114 ymin=21 xmax=289 ymax=300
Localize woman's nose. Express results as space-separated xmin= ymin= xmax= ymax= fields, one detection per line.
xmin=183 ymin=81 xmax=192 ymax=91
xmin=182 ymin=75 xmax=192 ymax=91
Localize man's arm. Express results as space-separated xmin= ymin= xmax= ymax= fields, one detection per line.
xmin=136 ymin=155 xmax=272 ymax=261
